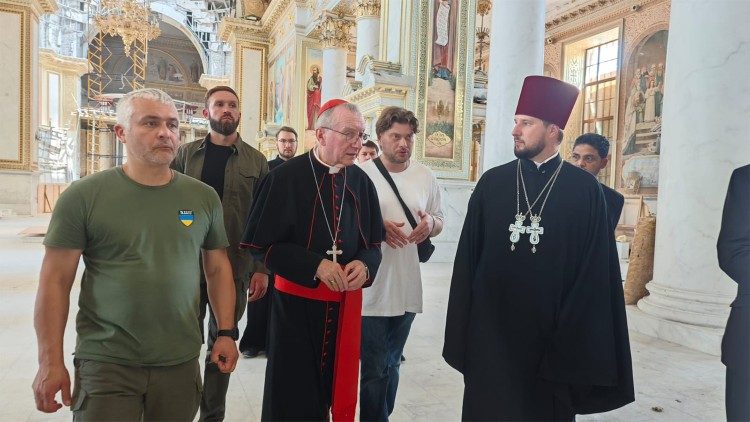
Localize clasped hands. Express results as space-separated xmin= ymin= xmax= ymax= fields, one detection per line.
xmin=384 ymin=210 xmax=433 ymax=249
xmin=315 ymin=259 xmax=367 ymax=292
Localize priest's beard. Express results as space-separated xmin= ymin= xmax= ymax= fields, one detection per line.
xmin=209 ymin=116 xmax=240 ymax=136
xmin=513 ymin=138 xmax=546 ymax=160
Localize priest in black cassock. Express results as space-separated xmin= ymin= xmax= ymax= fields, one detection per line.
xmin=240 ymin=99 xmax=383 ymax=422
xmin=443 ymin=76 xmax=634 ymax=421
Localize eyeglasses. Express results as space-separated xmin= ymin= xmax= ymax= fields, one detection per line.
xmin=277 ymin=140 xmax=298 ymax=145
xmin=321 ymin=126 xmax=371 ymax=142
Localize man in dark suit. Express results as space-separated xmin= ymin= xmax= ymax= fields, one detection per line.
xmin=571 ymin=133 xmax=625 ymax=232
xmin=718 ymin=164 xmax=750 ymax=421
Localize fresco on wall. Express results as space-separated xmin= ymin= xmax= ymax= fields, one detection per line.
xmin=425 ymin=0 xmax=458 ymax=160
xmin=620 ymin=30 xmax=668 ymax=188
xmin=268 ymin=46 xmax=295 ymax=126
xmin=304 ymin=48 xmax=323 ymax=151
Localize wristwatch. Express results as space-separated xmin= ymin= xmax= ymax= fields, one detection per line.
xmin=216 ymin=328 xmax=239 ymax=340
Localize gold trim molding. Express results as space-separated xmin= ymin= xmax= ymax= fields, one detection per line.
xmin=0 ymin=4 xmax=31 ymax=170
xmin=235 ymin=41 xmax=268 ymax=133
xmin=39 ymin=49 xmax=88 ymax=76
xmin=1 ymin=0 xmax=56 ymax=16
xmin=219 ymin=17 xmax=269 ymax=44
xmin=346 ymin=84 xmax=409 ymax=104
xmin=545 ymin=0 xmax=665 ymax=39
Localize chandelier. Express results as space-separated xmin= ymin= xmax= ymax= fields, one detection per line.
xmin=94 ymin=0 xmax=161 ymax=57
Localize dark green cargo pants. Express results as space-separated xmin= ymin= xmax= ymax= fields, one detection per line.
xmin=71 ymin=358 xmax=201 ymax=421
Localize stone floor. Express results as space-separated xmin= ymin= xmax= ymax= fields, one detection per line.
xmin=0 ymin=215 xmax=726 ymax=421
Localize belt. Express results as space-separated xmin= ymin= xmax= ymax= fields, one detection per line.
xmin=275 ymin=274 xmax=362 ymax=422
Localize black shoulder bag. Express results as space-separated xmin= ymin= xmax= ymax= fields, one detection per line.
xmin=373 ymin=157 xmax=435 ymax=262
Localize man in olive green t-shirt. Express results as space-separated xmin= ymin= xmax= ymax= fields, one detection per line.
xmin=32 ymin=88 xmax=240 ymax=421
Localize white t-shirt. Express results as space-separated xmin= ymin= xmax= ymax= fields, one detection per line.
xmin=359 ymin=159 xmax=444 ymax=317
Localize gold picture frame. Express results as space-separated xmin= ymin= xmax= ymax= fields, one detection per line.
xmin=413 ymin=0 xmax=475 ymax=179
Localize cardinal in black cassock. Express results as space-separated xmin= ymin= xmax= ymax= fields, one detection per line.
xmin=443 ymin=76 xmax=634 ymax=421
xmin=241 ymin=100 xmax=383 ymax=421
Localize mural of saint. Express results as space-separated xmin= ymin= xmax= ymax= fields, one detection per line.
xmin=432 ymin=0 xmax=457 ymax=81
xmin=620 ymin=30 xmax=668 ymax=188
xmin=306 ymin=64 xmax=322 ymax=130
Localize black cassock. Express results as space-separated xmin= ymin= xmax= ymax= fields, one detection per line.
xmin=241 ymin=151 xmax=383 ymax=421
xmin=444 ymin=155 xmax=634 ymax=421
xmin=601 ymin=183 xmax=624 ymax=233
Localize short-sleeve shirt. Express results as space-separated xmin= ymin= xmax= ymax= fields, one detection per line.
xmin=359 ymin=159 xmax=444 ymax=316
xmin=44 ymin=167 xmax=229 ymax=366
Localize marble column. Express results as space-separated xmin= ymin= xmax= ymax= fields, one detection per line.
xmin=319 ymin=14 xmax=354 ymax=102
xmin=0 ymin=0 xmax=56 ymax=215
xmin=481 ymin=0 xmax=545 ymax=173
xmin=628 ymin=0 xmax=750 ymax=356
xmin=354 ymin=0 xmax=380 ymax=81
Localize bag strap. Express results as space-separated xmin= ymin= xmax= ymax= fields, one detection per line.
xmin=373 ymin=157 xmax=419 ymax=230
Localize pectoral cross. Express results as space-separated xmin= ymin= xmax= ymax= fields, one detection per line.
xmin=526 ymin=215 xmax=544 ymax=253
xmin=327 ymin=243 xmax=343 ymax=264
xmin=508 ymin=214 xmax=526 ymax=251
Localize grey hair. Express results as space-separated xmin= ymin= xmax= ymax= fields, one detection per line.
xmin=116 ymin=88 xmax=177 ymax=130
xmin=315 ymin=102 xmax=362 ymax=130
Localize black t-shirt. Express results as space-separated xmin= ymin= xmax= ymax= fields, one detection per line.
xmin=200 ymin=141 xmax=234 ymax=200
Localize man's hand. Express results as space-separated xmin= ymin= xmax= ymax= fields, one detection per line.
xmin=407 ymin=211 xmax=434 ymax=244
xmin=210 ymin=336 xmax=239 ymax=374
xmin=32 ymin=363 xmax=71 ymax=413
xmin=384 ymin=220 xmax=409 ymax=248
xmin=344 ymin=260 xmax=368 ymax=290
xmin=248 ymin=272 xmax=269 ymax=302
xmin=316 ymin=259 xmax=348 ymax=292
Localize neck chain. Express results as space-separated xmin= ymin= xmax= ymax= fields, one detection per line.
xmin=309 ymin=150 xmax=347 ymax=263
xmin=509 ymin=159 xmax=564 ymax=253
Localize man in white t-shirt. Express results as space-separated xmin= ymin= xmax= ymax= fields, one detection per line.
xmin=358 ymin=106 xmax=444 ymax=421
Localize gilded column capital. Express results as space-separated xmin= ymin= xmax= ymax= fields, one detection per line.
xmin=318 ymin=14 xmax=354 ymax=50
xmin=354 ymin=0 xmax=381 ymax=19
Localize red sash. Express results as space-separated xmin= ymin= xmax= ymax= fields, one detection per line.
xmin=275 ymin=274 xmax=362 ymax=422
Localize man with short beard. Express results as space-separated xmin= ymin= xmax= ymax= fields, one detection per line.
xmin=268 ymin=126 xmax=299 ymax=170
xmin=171 ymin=86 xmax=269 ymax=421
xmin=444 ymin=76 xmax=634 ymax=420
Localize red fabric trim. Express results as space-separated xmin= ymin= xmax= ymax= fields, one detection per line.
xmin=263 ymin=244 xmax=274 ymax=268
xmin=274 ymin=274 xmax=361 ymax=422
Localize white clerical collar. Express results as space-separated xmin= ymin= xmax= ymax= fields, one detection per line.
xmin=312 ymin=148 xmax=344 ymax=174
xmin=533 ymin=152 xmax=559 ymax=169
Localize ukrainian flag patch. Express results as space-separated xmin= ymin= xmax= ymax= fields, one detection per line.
xmin=179 ymin=210 xmax=194 ymax=227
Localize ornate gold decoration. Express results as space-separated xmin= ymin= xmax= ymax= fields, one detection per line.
xmin=0 ymin=4 xmax=30 ymax=170
xmin=415 ymin=0 xmax=475 ymax=176
xmin=545 ymin=0 xmax=664 ymax=40
xmin=354 ymin=0 xmax=381 ymax=18
xmin=318 ymin=13 xmax=354 ymax=49
xmin=93 ymin=0 xmax=160 ymax=58
xmin=427 ymin=131 xmax=452 ymax=148
xmin=477 ymin=0 xmax=492 ymax=16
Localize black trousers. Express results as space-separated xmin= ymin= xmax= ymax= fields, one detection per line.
xmin=727 ymin=367 xmax=750 ymax=421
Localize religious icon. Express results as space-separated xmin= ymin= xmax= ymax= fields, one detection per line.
xmin=306 ymin=64 xmax=322 ymax=130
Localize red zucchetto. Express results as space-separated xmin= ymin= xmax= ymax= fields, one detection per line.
xmin=318 ymin=99 xmax=349 ymax=116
